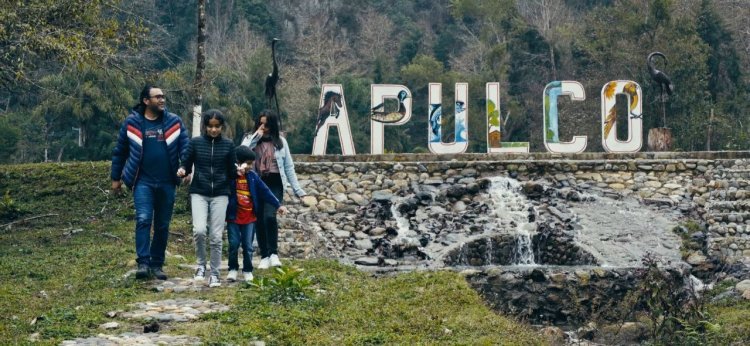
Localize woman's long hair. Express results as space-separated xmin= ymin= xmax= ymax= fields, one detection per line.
xmin=254 ymin=109 xmax=283 ymax=149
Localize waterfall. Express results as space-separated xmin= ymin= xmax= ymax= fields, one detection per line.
xmin=488 ymin=176 xmax=537 ymax=265
xmin=390 ymin=200 xmax=413 ymax=246
xmin=485 ymin=237 xmax=493 ymax=265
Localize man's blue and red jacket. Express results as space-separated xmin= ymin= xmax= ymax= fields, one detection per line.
xmin=111 ymin=108 xmax=189 ymax=188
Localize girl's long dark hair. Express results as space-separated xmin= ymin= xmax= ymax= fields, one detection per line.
xmin=255 ymin=109 xmax=283 ymax=149
xmin=201 ymin=109 xmax=225 ymax=135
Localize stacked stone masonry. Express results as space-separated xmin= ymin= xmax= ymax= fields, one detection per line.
xmin=280 ymin=152 xmax=750 ymax=263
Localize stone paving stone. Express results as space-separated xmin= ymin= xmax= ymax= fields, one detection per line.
xmin=61 ymin=332 xmax=201 ymax=345
xmin=119 ymin=298 xmax=230 ymax=322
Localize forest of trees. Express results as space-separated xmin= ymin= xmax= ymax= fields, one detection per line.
xmin=0 ymin=0 xmax=748 ymax=163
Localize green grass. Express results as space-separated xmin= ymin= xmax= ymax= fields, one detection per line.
xmin=0 ymin=162 xmax=544 ymax=345
xmin=710 ymin=301 xmax=750 ymax=345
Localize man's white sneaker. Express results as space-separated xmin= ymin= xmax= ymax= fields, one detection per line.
xmin=208 ymin=275 xmax=221 ymax=287
xmin=226 ymin=270 xmax=238 ymax=282
xmin=258 ymin=257 xmax=271 ymax=269
xmin=194 ymin=265 xmax=206 ymax=281
xmin=270 ymin=254 xmax=282 ymax=267
xmin=243 ymin=271 xmax=254 ymax=282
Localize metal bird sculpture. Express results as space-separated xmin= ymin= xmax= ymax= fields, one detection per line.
xmin=647 ymin=52 xmax=674 ymax=127
xmin=314 ymin=91 xmax=342 ymax=137
xmin=647 ymin=52 xmax=674 ymax=97
xmin=265 ymin=38 xmax=281 ymax=125
xmin=371 ymin=90 xmax=409 ymax=123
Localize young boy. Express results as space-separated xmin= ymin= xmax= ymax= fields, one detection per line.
xmin=226 ymin=146 xmax=287 ymax=282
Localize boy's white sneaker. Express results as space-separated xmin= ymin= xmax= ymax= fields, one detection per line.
xmin=208 ymin=275 xmax=221 ymax=288
xmin=243 ymin=271 xmax=254 ymax=282
xmin=270 ymin=254 xmax=282 ymax=267
xmin=226 ymin=270 xmax=238 ymax=282
xmin=258 ymin=257 xmax=271 ymax=269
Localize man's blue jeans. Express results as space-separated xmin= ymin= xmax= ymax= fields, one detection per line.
xmin=133 ymin=181 xmax=176 ymax=268
xmin=227 ymin=222 xmax=256 ymax=273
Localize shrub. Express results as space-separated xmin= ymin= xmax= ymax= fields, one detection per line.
xmin=248 ymin=265 xmax=314 ymax=304
xmin=0 ymin=190 xmax=23 ymax=222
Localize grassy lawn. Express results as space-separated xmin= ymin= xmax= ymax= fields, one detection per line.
xmin=0 ymin=162 xmax=544 ymax=345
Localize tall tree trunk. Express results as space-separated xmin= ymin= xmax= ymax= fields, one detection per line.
xmin=706 ymin=108 xmax=714 ymax=151
xmin=648 ymin=128 xmax=673 ymax=152
xmin=549 ymin=45 xmax=557 ymax=80
xmin=192 ymin=0 xmax=207 ymax=137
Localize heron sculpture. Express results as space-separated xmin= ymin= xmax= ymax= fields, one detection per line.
xmin=265 ymin=38 xmax=281 ymax=127
xmin=647 ymin=52 xmax=674 ymax=127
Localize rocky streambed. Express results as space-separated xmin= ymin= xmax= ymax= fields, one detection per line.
xmin=294 ymin=173 xmax=695 ymax=328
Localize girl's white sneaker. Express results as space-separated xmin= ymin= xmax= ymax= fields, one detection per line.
xmin=270 ymin=254 xmax=282 ymax=267
xmin=226 ymin=270 xmax=238 ymax=282
xmin=258 ymin=257 xmax=271 ymax=269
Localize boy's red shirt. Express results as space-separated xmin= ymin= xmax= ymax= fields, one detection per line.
xmin=234 ymin=175 xmax=257 ymax=224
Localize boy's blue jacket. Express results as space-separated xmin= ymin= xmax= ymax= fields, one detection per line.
xmin=111 ymin=108 xmax=189 ymax=188
xmin=227 ymin=170 xmax=281 ymax=222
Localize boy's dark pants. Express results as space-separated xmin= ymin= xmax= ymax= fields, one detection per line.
xmin=227 ymin=222 xmax=256 ymax=272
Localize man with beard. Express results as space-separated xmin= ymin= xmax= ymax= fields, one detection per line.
xmin=111 ymin=85 xmax=189 ymax=280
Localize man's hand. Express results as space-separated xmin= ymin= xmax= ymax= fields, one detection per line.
xmin=111 ymin=180 xmax=123 ymax=195
xmin=176 ymin=167 xmax=187 ymax=178
xmin=181 ymin=174 xmax=192 ymax=185
xmin=277 ymin=206 xmax=288 ymax=215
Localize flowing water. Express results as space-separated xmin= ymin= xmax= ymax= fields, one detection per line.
xmin=487 ymin=176 xmax=537 ymax=265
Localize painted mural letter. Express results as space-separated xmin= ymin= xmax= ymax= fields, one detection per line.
xmin=601 ymin=80 xmax=643 ymax=153
xmin=370 ymin=84 xmax=412 ymax=154
xmin=486 ymin=83 xmax=529 ymax=153
xmin=312 ymin=84 xmax=356 ymax=155
xmin=543 ymin=81 xmax=587 ymax=153
xmin=428 ymin=83 xmax=468 ymax=154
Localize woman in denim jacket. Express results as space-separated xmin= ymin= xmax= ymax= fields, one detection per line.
xmin=241 ymin=109 xmax=306 ymax=269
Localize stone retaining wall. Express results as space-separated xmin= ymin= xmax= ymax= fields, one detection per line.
xmin=280 ymin=151 xmax=750 ymax=263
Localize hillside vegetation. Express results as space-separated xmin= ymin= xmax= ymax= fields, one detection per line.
xmin=1 ymin=0 xmax=749 ymax=163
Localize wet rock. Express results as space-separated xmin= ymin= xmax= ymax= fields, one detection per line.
xmin=354 ymin=239 xmax=373 ymax=250
xmin=369 ymin=227 xmax=386 ymax=236
xmin=530 ymin=269 xmax=546 ymax=282
xmin=332 ymin=231 xmax=350 ymax=238
xmin=372 ymin=190 xmax=394 ymax=201
xmin=446 ymin=185 xmax=467 ymax=199
xmin=354 ymin=257 xmax=380 ymax=266
xmin=522 ymin=182 xmax=544 ymax=198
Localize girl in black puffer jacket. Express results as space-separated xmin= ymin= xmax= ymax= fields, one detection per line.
xmin=177 ymin=110 xmax=236 ymax=288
